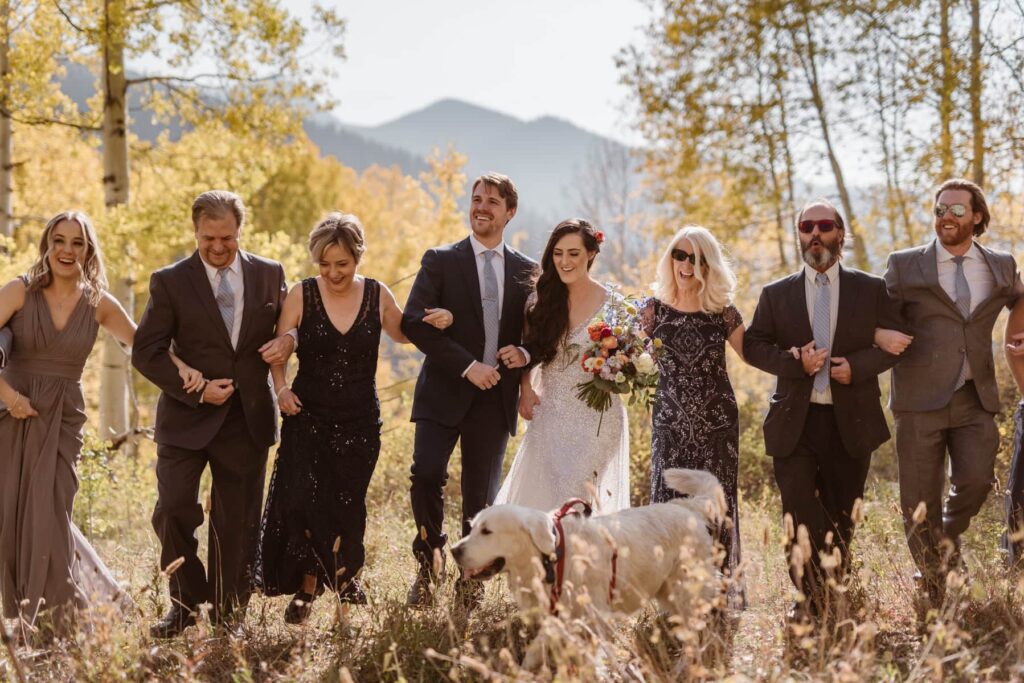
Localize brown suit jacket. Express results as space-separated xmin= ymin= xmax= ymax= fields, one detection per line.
xmin=884 ymin=239 xmax=1022 ymax=413
xmin=132 ymin=250 xmax=287 ymax=450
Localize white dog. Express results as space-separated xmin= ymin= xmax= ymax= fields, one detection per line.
xmin=451 ymin=468 xmax=727 ymax=620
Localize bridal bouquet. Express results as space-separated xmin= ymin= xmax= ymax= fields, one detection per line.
xmin=576 ymin=296 xmax=661 ymax=421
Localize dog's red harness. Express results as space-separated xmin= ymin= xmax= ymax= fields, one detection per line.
xmin=544 ymin=498 xmax=619 ymax=615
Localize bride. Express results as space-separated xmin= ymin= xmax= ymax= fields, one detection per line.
xmin=494 ymin=218 xmax=629 ymax=513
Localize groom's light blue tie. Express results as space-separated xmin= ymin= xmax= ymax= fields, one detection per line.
xmin=482 ymin=250 xmax=500 ymax=365
xmin=812 ymin=272 xmax=831 ymax=393
xmin=216 ymin=267 xmax=235 ymax=343
xmin=952 ymin=255 xmax=971 ymax=390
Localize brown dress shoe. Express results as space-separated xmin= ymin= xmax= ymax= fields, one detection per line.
xmin=406 ymin=553 xmax=445 ymax=607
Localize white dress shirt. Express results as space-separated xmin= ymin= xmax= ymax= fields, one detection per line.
xmin=936 ymin=240 xmax=994 ymax=381
xmin=804 ymin=261 xmax=841 ymax=405
xmin=936 ymin=241 xmax=994 ymax=316
xmin=462 ymin=234 xmax=530 ymax=376
xmin=201 ymin=253 xmax=244 ymax=348
xmin=469 ymin=233 xmax=506 ymax=318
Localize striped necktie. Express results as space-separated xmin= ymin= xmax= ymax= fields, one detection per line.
xmin=216 ymin=267 xmax=235 ymax=342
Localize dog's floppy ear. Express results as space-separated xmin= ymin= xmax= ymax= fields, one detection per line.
xmin=525 ymin=512 xmax=556 ymax=556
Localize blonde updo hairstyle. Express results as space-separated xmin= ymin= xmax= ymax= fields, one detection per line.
xmin=308 ymin=212 xmax=366 ymax=263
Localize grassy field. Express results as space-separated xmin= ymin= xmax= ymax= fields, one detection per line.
xmin=3 ymin=391 xmax=1024 ymax=681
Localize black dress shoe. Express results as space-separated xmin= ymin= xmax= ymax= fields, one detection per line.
xmin=406 ymin=553 xmax=445 ymax=607
xmin=150 ymin=605 xmax=196 ymax=639
xmin=453 ymin=578 xmax=484 ymax=612
xmin=338 ymin=578 xmax=367 ymax=605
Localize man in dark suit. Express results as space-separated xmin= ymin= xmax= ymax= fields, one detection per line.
xmin=133 ymin=190 xmax=292 ymax=637
xmin=744 ymin=199 xmax=903 ymax=618
xmin=885 ymin=178 xmax=1024 ymax=604
xmin=402 ymin=173 xmax=536 ymax=608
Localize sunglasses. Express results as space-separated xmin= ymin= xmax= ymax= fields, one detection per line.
xmin=797 ymin=219 xmax=839 ymax=234
xmin=934 ymin=203 xmax=968 ymax=218
xmin=671 ymin=248 xmax=707 ymax=266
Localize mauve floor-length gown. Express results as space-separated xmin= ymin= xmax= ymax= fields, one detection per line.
xmin=0 ymin=281 xmax=130 ymax=624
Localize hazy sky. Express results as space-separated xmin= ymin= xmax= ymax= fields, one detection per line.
xmin=325 ymin=0 xmax=650 ymax=141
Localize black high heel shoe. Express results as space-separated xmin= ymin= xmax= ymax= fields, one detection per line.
xmin=284 ymin=590 xmax=318 ymax=625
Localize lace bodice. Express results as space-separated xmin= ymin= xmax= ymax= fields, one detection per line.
xmin=495 ymin=288 xmax=630 ymax=513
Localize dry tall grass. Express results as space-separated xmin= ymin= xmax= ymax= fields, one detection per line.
xmin=3 ymin=399 xmax=1024 ymax=681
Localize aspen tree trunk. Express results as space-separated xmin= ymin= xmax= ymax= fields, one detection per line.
xmin=758 ymin=87 xmax=788 ymax=268
xmin=0 ymin=2 xmax=13 ymax=238
xmin=99 ymin=0 xmax=131 ymax=440
xmin=773 ymin=67 xmax=801 ymax=264
xmin=792 ymin=8 xmax=868 ymax=269
xmin=873 ymin=45 xmax=901 ymax=247
xmin=939 ymin=0 xmax=955 ymax=178
xmin=969 ymin=0 xmax=984 ymax=186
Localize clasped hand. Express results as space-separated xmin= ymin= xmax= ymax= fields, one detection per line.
xmin=796 ymin=341 xmax=851 ymax=385
xmin=176 ymin=364 xmax=234 ymax=404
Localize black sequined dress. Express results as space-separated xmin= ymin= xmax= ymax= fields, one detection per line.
xmin=642 ymin=297 xmax=746 ymax=608
xmin=254 ymin=277 xmax=382 ymax=595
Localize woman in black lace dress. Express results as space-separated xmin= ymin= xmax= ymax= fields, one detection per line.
xmin=255 ymin=213 xmax=451 ymax=623
xmin=641 ymin=226 xmax=748 ymax=609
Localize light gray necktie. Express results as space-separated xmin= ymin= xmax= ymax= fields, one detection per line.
xmin=812 ymin=272 xmax=831 ymax=393
xmin=952 ymin=255 xmax=971 ymax=389
xmin=481 ymin=250 xmax=500 ymax=365
xmin=216 ymin=267 xmax=235 ymax=341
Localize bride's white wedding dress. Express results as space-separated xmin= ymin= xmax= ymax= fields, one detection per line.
xmin=495 ymin=291 xmax=630 ymax=513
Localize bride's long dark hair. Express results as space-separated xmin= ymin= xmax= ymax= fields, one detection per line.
xmin=524 ymin=218 xmax=602 ymax=365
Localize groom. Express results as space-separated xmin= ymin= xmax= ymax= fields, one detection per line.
xmin=402 ymin=172 xmax=536 ymax=608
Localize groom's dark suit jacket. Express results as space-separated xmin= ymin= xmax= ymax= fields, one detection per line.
xmin=743 ymin=265 xmax=904 ymax=459
xmin=132 ymin=250 xmax=287 ymax=450
xmin=402 ymin=237 xmax=536 ymax=436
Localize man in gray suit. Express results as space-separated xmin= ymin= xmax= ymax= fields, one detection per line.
xmin=884 ymin=178 xmax=1024 ymax=604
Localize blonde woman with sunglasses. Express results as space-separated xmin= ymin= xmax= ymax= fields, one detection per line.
xmin=640 ymin=225 xmax=746 ymax=609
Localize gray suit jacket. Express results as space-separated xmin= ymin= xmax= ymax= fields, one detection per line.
xmin=884 ymin=239 xmax=1022 ymax=413
xmin=0 ymin=326 xmax=10 ymax=368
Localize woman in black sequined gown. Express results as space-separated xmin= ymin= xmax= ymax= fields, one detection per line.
xmin=641 ymin=226 xmax=748 ymax=609
xmin=254 ymin=213 xmax=452 ymax=623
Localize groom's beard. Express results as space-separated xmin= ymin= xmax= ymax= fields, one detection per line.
xmin=801 ymin=236 xmax=842 ymax=270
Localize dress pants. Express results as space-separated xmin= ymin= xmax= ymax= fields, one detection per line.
xmin=151 ymin=396 xmax=268 ymax=614
xmin=773 ymin=404 xmax=871 ymax=604
xmin=409 ymin=388 xmax=509 ymax=562
xmin=895 ymin=381 xmax=998 ymax=583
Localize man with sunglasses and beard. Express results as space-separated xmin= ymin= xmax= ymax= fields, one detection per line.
xmin=745 ymin=199 xmax=904 ymax=622
xmin=883 ymin=179 xmax=1024 ymax=607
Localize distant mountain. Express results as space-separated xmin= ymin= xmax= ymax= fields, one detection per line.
xmin=56 ymin=65 xmax=636 ymax=249
xmin=346 ymin=98 xmax=628 ymax=220
xmin=303 ymin=114 xmax=428 ymax=176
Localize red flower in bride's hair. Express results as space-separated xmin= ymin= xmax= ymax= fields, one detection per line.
xmin=594 ymin=231 xmax=605 ymax=244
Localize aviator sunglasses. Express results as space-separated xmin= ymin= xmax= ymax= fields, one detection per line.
xmin=797 ymin=219 xmax=839 ymax=234
xmin=671 ymin=248 xmax=707 ymax=266
xmin=934 ymin=203 xmax=968 ymax=218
